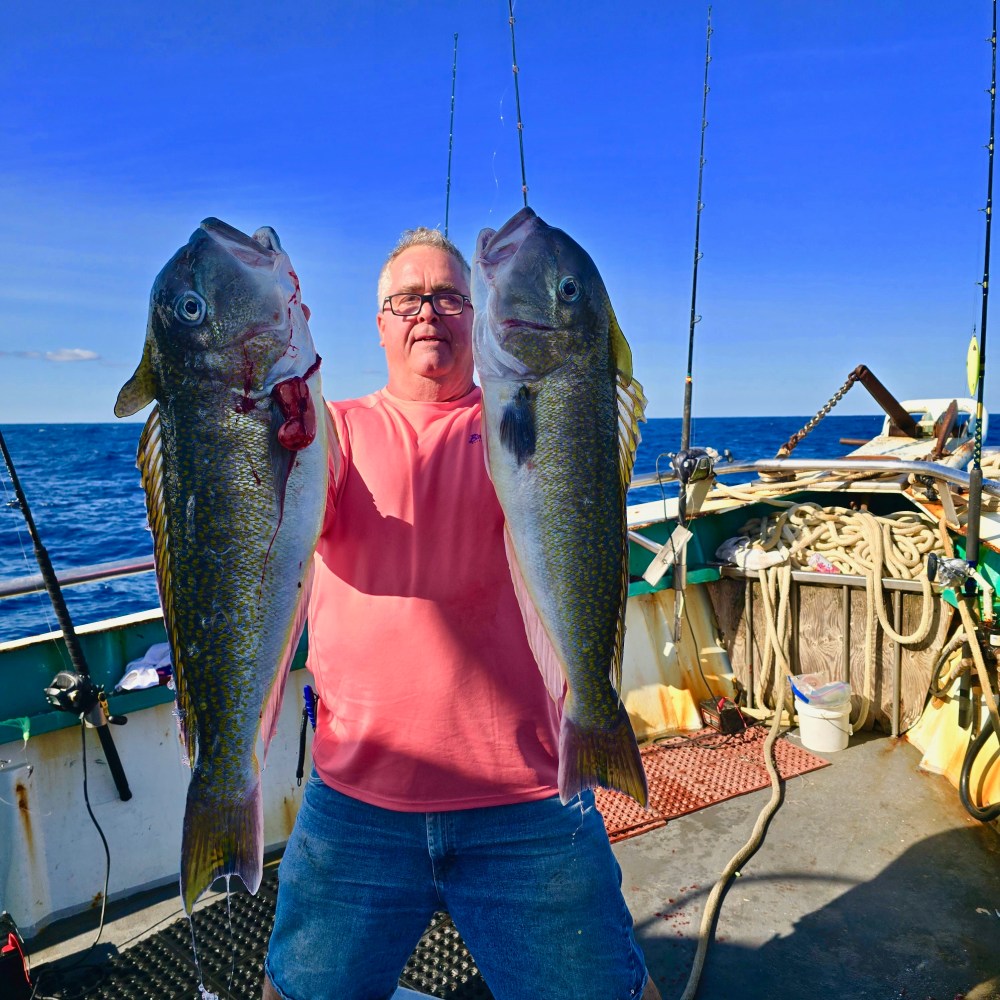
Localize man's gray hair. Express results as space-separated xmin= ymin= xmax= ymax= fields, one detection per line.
xmin=377 ymin=227 xmax=471 ymax=306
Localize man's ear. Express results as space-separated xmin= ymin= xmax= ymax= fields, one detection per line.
xmin=376 ymin=309 xmax=387 ymax=348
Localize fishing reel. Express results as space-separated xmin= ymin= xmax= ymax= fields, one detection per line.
xmin=44 ymin=671 xmax=126 ymax=728
xmin=927 ymin=554 xmax=995 ymax=624
xmin=927 ymin=553 xmax=988 ymax=591
xmin=671 ymin=447 xmax=716 ymax=486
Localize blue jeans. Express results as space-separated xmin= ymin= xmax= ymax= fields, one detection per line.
xmin=265 ymin=773 xmax=649 ymax=1000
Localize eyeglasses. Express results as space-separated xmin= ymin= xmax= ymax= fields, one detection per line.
xmin=381 ymin=291 xmax=472 ymax=317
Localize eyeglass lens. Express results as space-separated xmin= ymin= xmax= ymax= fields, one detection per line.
xmin=387 ymin=292 xmax=467 ymax=316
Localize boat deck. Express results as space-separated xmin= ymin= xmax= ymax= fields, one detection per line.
xmin=21 ymin=730 xmax=1000 ymax=1000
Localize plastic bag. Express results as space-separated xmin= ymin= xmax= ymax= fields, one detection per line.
xmin=715 ymin=535 xmax=789 ymax=571
xmin=116 ymin=642 xmax=173 ymax=692
xmin=788 ymin=672 xmax=851 ymax=706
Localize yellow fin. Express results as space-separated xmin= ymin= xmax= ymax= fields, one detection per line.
xmin=136 ymin=407 xmax=196 ymax=767
xmin=609 ymin=306 xmax=634 ymax=382
xmin=558 ymin=703 xmax=648 ymax=807
xmin=115 ymin=337 xmax=157 ymax=417
xmin=180 ymin=769 xmax=263 ymax=913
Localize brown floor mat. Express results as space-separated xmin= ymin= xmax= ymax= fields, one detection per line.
xmin=597 ymin=725 xmax=830 ymax=843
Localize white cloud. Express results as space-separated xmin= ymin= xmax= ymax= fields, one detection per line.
xmin=0 ymin=348 xmax=100 ymax=362
xmin=46 ymin=348 xmax=99 ymax=362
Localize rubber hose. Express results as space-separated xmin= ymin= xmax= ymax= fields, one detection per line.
xmin=928 ymin=631 xmax=969 ymax=699
xmin=959 ymin=712 xmax=1000 ymax=822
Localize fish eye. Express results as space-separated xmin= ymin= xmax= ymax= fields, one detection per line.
xmin=557 ymin=276 xmax=580 ymax=303
xmin=174 ymin=291 xmax=207 ymax=326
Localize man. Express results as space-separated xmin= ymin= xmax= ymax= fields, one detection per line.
xmin=263 ymin=227 xmax=661 ymax=1000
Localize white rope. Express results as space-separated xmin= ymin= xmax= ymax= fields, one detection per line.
xmin=740 ymin=503 xmax=945 ymax=725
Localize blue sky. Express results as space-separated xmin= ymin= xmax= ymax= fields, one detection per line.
xmin=0 ymin=2 xmax=996 ymax=422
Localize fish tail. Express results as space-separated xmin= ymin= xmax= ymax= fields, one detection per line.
xmin=558 ymin=703 xmax=648 ymax=808
xmin=180 ymin=768 xmax=263 ymax=913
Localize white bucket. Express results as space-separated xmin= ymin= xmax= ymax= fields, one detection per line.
xmin=795 ymin=696 xmax=853 ymax=753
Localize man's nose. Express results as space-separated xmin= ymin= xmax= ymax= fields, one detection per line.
xmin=417 ymin=296 xmax=438 ymax=318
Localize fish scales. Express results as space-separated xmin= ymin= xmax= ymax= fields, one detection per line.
xmin=473 ymin=207 xmax=648 ymax=806
xmin=532 ymin=366 xmax=622 ymax=709
xmin=116 ymin=218 xmax=328 ymax=912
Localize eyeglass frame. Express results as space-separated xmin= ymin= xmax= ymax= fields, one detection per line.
xmin=381 ymin=291 xmax=473 ymax=317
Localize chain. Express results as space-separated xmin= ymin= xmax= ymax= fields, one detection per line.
xmin=775 ymin=370 xmax=860 ymax=458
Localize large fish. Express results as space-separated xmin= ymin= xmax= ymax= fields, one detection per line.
xmin=114 ymin=218 xmax=329 ymax=912
xmin=472 ymin=206 xmax=648 ymax=807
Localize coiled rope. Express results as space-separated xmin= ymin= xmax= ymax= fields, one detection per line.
xmin=738 ymin=503 xmax=946 ymax=727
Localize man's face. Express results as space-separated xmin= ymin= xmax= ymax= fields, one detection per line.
xmin=376 ymin=245 xmax=474 ymax=401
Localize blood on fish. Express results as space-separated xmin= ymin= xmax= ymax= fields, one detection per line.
xmin=234 ymin=345 xmax=259 ymax=413
xmin=271 ymin=356 xmax=322 ymax=452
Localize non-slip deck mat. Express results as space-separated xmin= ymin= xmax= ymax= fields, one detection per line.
xmin=30 ymin=868 xmax=494 ymax=1000
xmin=595 ymin=725 xmax=830 ymax=844
xmin=30 ymin=730 xmax=825 ymax=998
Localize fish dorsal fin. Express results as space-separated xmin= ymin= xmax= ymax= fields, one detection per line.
xmin=611 ymin=311 xmax=647 ymax=494
xmin=609 ymin=306 xmax=634 ymax=382
xmin=502 ymin=525 xmax=567 ymax=705
xmin=136 ymin=406 xmax=197 ymax=766
xmin=610 ymin=311 xmax=646 ymax=693
xmin=259 ymin=563 xmax=313 ymax=760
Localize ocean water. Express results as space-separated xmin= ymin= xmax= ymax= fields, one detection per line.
xmin=0 ymin=413 xmax=995 ymax=643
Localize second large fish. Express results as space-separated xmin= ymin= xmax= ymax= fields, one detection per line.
xmin=472 ymin=207 xmax=648 ymax=807
xmin=115 ymin=218 xmax=329 ymax=911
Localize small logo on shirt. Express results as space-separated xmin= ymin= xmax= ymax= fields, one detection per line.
xmin=468 ymin=433 xmax=482 ymax=444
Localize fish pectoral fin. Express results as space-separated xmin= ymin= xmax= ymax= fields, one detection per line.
xmin=136 ymin=407 xmax=197 ymax=767
xmin=498 ymin=385 xmax=536 ymax=466
xmin=558 ymin=703 xmax=648 ymax=808
xmin=180 ymin=767 xmax=264 ymax=914
xmin=114 ymin=337 xmax=157 ymax=417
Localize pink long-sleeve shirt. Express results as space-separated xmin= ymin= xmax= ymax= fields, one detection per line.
xmin=306 ymin=386 xmax=561 ymax=811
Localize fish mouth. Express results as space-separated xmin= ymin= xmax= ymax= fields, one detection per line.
xmin=501 ymin=317 xmax=552 ymax=331
xmin=192 ymin=219 xmax=302 ymax=351
xmin=476 ymin=206 xmax=538 ymax=268
xmin=200 ymin=218 xmax=282 ymax=269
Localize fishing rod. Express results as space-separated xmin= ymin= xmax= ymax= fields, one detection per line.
xmin=680 ymin=6 xmax=713 ymax=454
xmin=0 ymin=429 xmax=132 ymax=801
xmin=953 ymin=0 xmax=1000 ymax=825
xmin=507 ymin=0 xmax=529 ymax=207
xmin=672 ymin=8 xmax=716 ymax=527
xmin=444 ymin=32 xmax=459 ymax=238
xmin=967 ymin=0 xmax=996 ymax=586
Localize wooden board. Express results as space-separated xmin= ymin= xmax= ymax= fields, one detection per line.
xmin=705 ymin=576 xmax=955 ymax=732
